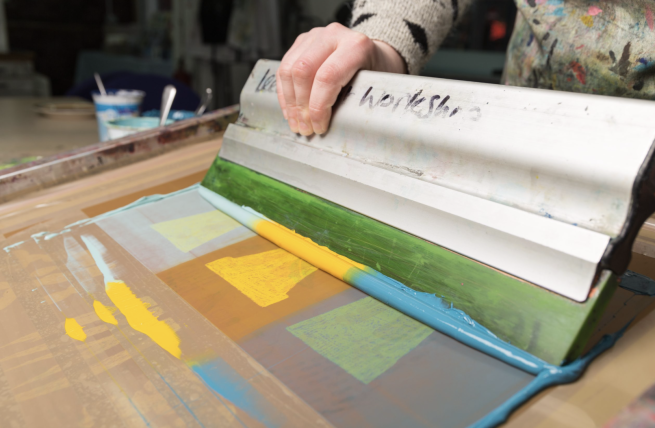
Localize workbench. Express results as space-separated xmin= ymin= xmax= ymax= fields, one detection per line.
xmin=0 ymin=109 xmax=654 ymax=428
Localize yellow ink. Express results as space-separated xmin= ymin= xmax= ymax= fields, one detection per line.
xmin=93 ymin=300 xmax=118 ymax=325
xmin=151 ymin=210 xmax=242 ymax=252
xmin=65 ymin=318 xmax=87 ymax=342
xmin=254 ymin=221 xmax=365 ymax=281
xmin=206 ymin=248 xmax=317 ymax=307
xmin=105 ymin=281 xmax=181 ymax=358
xmin=580 ymin=15 xmax=594 ymax=27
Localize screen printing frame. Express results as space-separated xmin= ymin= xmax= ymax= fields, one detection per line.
xmin=0 ymin=125 xmax=654 ymax=427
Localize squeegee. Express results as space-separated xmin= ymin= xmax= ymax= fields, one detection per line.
xmin=200 ymin=59 xmax=655 ymax=366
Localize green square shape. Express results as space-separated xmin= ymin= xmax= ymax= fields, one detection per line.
xmin=287 ymin=297 xmax=433 ymax=384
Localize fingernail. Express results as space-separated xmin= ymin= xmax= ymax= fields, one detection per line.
xmin=289 ymin=118 xmax=299 ymax=132
xmin=312 ymin=122 xmax=324 ymax=135
xmin=299 ymin=120 xmax=311 ymax=135
xmin=282 ymin=109 xmax=288 ymax=120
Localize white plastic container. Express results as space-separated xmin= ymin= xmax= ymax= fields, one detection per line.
xmin=92 ymin=90 xmax=145 ymax=141
xmin=106 ymin=117 xmax=174 ymax=140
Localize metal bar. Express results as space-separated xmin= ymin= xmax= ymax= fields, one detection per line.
xmin=222 ymin=59 xmax=655 ymax=301
xmin=0 ymin=105 xmax=239 ymax=203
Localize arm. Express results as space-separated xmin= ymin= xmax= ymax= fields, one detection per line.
xmin=350 ymin=0 xmax=471 ymax=75
xmin=277 ymin=0 xmax=472 ymax=136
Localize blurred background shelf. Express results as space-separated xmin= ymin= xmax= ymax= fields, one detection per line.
xmin=0 ymin=97 xmax=98 ymax=165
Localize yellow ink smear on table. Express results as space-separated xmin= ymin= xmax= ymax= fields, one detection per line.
xmin=65 ymin=318 xmax=87 ymax=342
xmin=206 ymin=248 xmax=317 ymax=307
xmin=106 ymin=281 xmax=181 ymax=358
xmin=93 ymin=300 xmax=118 ymax=325
xmin=151 ymin=210 xmax=242 ymax=252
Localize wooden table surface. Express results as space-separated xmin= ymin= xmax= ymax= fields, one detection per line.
xmin=0 ymin=97 xmax=99 ymax=165
xmin=1 ymin=139 xmax=655 ymax=427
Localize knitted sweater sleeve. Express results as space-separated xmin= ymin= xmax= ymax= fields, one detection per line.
xmin=350 ymin=0 xmax=474 ymax=75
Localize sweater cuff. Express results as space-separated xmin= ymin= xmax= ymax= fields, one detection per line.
xmin=350 ymin=1 xmax=462 ymax=75
xmin=354 ymin=16 xmax=425 ymax=74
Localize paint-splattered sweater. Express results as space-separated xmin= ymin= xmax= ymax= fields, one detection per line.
xmin=351 ymin=0 xmax=655 ymax=99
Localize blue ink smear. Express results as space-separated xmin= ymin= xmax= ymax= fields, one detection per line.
xmin=527 ymin=34 xmax=534 ymax=47
xmin=547 ymin=0 xmax=564 ymax=4
xmin=620 ymin=270 xmax=655 ymax=296
xmin=190 ymin=358 xmax=286 ymax=427
xmin=345 ymin=266 xmax=545 ymax=375
xmin=127 ymin=396 xmax=151 ymax=427
xmin=3 ymin=240 xmax=24 ymax=253
xmin=470 ymin=326 xmax=627 ymax=428
xmin=547 ymin=7 xmax=566 ymax=16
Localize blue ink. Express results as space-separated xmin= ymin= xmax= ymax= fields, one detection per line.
xmin=190 ymin=357 xmax=286 ymax=427
xmin=127 ymin=396 xmax=152 ymax=427
xmin=527 ymin=34 xmax=534 ymax=47
xmin=3 ymin=241 xmax=24 ymax=253
xmin=31 ymin=231 xmax=47 ymax=243
xmin=620 ymin=270 xmax=655 ymax=296
xmin=23 ymin=185 xmax=200 ymax=242
xmin=470 ymin=325 xmax=627 ymax=427
xmin=344 ymin=267 xmax=546 ymax=374
xmin=45 ymin=229 xmax=70 ymax=240
xmin=156 ymin=375 xmax=206 ymax=428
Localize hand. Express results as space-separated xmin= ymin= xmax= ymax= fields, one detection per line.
xmin=276 ymin=23 xmax=406 ymax=136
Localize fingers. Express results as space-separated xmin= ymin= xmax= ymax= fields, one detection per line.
xmin=275 ymin=75 xmax=287 ymax=120
xmin=289 ymin=31 xmax=341 ymax=135
xmin=277 ymin=33 xmax=311 ymax=132
xmin=309 ymin=33 xmax=374 ymax=134
xmin=276 ymin=23 xmax=377 ymax=136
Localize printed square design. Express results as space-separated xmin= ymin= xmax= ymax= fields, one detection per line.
xmin=287 ymin=297 xmax=432 ymax=384
xmin=206 ymin=249 xmax=317 ymax=307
